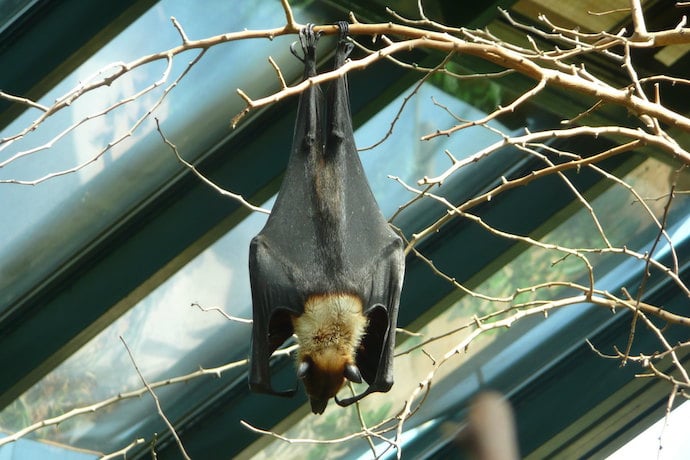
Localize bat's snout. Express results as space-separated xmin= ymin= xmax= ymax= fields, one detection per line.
xmin=309 ymin=397 xmax=329 ymax=414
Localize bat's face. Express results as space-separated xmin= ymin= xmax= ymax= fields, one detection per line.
xmin=291 ymin=293 xmax=369 ymax=414
xmin=297 ymin=354 xmax=349 ymax=414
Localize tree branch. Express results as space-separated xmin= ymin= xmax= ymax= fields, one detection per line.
xmin=120 ymin=336 xmax=191 ymax=460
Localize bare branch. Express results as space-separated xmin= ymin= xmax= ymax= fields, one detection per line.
xmin=100 ymin=438 xmax=146 ymax=460
xmin=0 ymin=90 xmax=49 ymax=112
xmin=171 ymin=16 xmax=190 ymax=44
xmin=359 ymin=51 xmax=456 ymax=152
xmin=155 ymin=118 xmax=270 ymax=214
xmin=623 ymin=182 xmax=677 ymax=361
xmin=121 ymin=336 xmax=191 ymax=460
xmin=425 ymin=78 xmax=547 ymax=140
xmin=280 ymin=0 xmax=298 ymax=32
xmin=1 ymin=48 xmax=204 ymax=185
xmin=0 ymin=344 xmax=297 ymax=446
xmin=420 ymin=127 xmax=688 ymax=186
xmin=588 ymin=7 xmax=631 ymax=16
xmin=240 ymin=420 xmax=376 ymax=444
xmin=268 ymin=56 xmax=288 ymax=89
xmin=630 ymin=0 xmax=649 ymax=36
xmin=191 ymin=302 xmax=253 ymax=324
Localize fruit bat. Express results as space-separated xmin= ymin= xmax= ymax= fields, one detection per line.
xmin=248 ymin=22 xmax=405 ymax=414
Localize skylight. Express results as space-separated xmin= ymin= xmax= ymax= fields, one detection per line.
xmin=3 ymin=0 xmax=689 ymax=458
xmin=607 ymin=400 xmax=690 ymax=459
xmin=0 ymin=0 xmax=316 ymax=313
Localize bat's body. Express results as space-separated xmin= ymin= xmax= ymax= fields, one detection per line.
xmin=249 ymin=23 xmax=404 ymax=414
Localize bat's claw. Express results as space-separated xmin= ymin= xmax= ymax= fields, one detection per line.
xmin=289 ymin=40 xmax=304 ymax=63
xmin=300 ymin=24 xmax=320 ymax=53
xmin=304 ymin=23 xmax=322 ymax=42
xmin=292 ymin=23 xmax=320 ymax=75
xmin=335 ymin=20 xmax=349 ymax=41
xmin=334 ymin=21 xmax=353 ymax=64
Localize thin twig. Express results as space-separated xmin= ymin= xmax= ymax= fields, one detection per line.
xmin=359 ymin=51 xmax=456 ymax=152
xmin=155 ymin=118 xmax=270 ymax=214
xmin=623 ymin=183 xmax=676 ymax=362
xmin=0 ymin=90 xmax=49 ymax=112
xmin=100 ymin=438 xmax=146 ymax=460
xmin=350 ymin=383 xmax=378 ymax=457
xmin=421 ymin=78 xmax=547 ymax=140
xmin=268 ymin=56 xmax=288 ymax=89
xmin=120 ymin=336 xmax=191 ymax=460
xmin=171 ymin=17 xmax=190 ymax=44
xmin=280 ymin=0 xmax=298 ymax=31
xmin=0 ymin=344 xmax=297 ymax=446
xmin=630 ymin=0 xmax=649 ymax=36
xmin=191 ymin=302 xmax=253 ymax=323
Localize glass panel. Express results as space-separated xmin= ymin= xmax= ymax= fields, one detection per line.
xmin=0 ymin=23 xmax=500 ymax=453
xmin=354 ymin=83 xmax=505 ymax=217
xmin=0 ymin=0 xmax=312 ymax=312
xmin=0 ymin=433 xmax=97 ymax=460
xmin=0 ymin=0 xmax=38 ymax=34
xmin=606 ymin=400 xmax=690 ymax=459
xmin=0 ymin=208 xmax=268 ymax=452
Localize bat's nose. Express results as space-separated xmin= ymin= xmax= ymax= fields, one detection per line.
xmin=310 ymin=397 xmax=328 ymax=414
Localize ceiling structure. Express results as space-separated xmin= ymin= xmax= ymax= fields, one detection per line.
xmin=0 ymin=0 xmax=689 ymax=458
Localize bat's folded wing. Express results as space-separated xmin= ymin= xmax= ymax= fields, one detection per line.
xmin=339 ymin=236 xmax=404 ymax=406
xmin=248 ymin=234 xmax=304 ymax=396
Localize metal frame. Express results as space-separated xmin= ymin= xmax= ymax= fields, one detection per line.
xmin=0 ymin=1 xmax=686 ymax=459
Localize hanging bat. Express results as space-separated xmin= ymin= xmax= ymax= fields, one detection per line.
xmin=248 ymin=22 xmax=404 ymax=414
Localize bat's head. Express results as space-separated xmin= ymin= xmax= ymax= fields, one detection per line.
xmin=297 ymin=352 xmax=363 ymax=414
xmin=292 ymin=293 xmax=368 ymax=414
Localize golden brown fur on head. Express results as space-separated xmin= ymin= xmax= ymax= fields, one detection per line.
xmin=291 ymin=293 xmax=368 ymax=414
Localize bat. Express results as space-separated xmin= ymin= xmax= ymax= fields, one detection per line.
xmin=248 ymin=22 xmax=405 ymax=414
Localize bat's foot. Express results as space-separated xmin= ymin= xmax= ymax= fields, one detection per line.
xmin=335 ymin=20 xmax=349 ymax=40
xmin=291 ymin=23 xmax=320 ymax=71
xmin=334 ymin=21 xmax=353 ymax=66
xmin=300 ymin=23 xmax=320 ymax=49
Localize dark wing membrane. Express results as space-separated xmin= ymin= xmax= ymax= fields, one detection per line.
xmin=323 ymin=28 xmax=404 ymax=288
xmin=327 ymin=26 xmax=406 ymax=404
xmin=249 ymin=23 xmax=405 ymax=404
xmin=255 ymin=27 xmax=328 ymax=292
xmin=359 ymin=239 xmax=404 ymax=389
xmin=334 ymin=238 xmax=403 ymax=406
xmin=248 ymin=26 xmax=324 ymax=396
xmin=248 ymin=235 xmax=305 ymax=396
